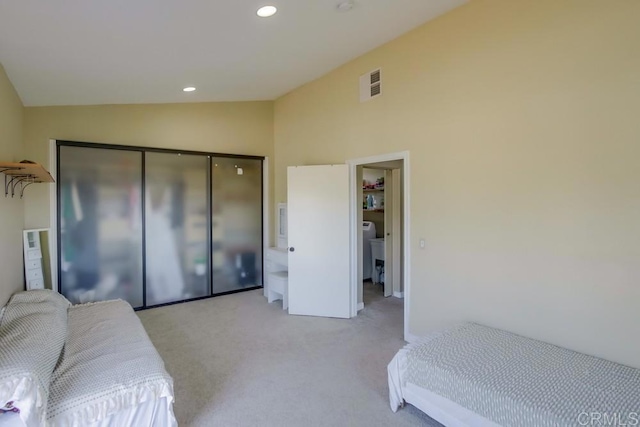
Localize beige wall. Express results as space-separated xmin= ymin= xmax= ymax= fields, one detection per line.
xmin=275 ymin=0 xmax=640 ymax=368
xmin=24 ymin=101 xmax=274 ymax=229
xmin=0 ymin=64 xmax=25 ymax=306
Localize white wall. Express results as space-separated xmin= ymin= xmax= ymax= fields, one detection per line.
xmin=363 ymin=168 xmax=384 ymax=187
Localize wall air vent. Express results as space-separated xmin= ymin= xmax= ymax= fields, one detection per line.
xmin=370 ymin=69 xmax=381 ymax=85
xmin=360 ymin=68 xmax=382 ymax=103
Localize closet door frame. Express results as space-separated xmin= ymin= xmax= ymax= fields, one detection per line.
xmin=55 ymin=140 xmax=264 ymax=310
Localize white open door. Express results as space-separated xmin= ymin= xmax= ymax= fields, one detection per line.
xmin=287 ymin=165 xmax=351 ymax=318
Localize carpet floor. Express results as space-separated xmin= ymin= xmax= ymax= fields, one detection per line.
xmin=138 ymin=282 xmax=441 ymax=427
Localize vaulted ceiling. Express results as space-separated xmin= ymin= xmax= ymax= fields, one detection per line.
xmin=0 ymin=0 xmax=467 ymax=106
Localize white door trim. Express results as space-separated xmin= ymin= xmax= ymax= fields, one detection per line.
xmin=48 ymin=139 xmax=58 ymax=292
xmin=347 ymin=151 xmax=411 ymax=341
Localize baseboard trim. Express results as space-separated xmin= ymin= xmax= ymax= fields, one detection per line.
xmin=393 ymin=291 xmax=404 ymax=298
xmin=357 ymin=302 xmax=364 ymax=311
xmin=405 ymin=333 xmax=420 ymax=343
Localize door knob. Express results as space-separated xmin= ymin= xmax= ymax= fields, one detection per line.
xmin=289 ymin=247 xmax=295 ymax=252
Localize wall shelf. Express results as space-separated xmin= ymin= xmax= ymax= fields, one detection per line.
xmin=363 ymin=187 xmax=384 ymax=192
xmin=0 ymin=161 xmax=55 ymax=198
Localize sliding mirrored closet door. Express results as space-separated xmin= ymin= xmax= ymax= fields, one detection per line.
xmin=58 ymin=146 xmax=144 ymax=307
xmin=211 ymin=157 xmax=263 ymax=294
xmin=57 ymin=142 xmax=263 ymax=309
xmin=145 ymin=152 xmax=210 ymax=305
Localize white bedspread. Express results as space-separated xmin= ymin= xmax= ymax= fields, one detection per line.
xmin=389 ymin=323 xmax=640 ymax=427
xmin=46 ymin=300 xmax=176 ymax=427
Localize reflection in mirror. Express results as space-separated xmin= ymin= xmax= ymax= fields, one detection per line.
xmin=23 ymin=229 xmax=52 ymax=290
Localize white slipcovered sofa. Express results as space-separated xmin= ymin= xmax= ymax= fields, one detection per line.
xmin=0 ymin=290 xmax=177 ymax=427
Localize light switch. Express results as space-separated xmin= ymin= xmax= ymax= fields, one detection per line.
xmin=419 ymin=239 xmax=426 ymax=249
xmin=237 ymin=167 xmax=244 ymax=175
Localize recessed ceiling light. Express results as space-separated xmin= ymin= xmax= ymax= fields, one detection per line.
xmin=257 ymin=5 xmax=277 ymax=17
xmin=183 ymin=87 xmax=196 ymax=92
xmin=336 ymin=1 xmax=355 ymax=12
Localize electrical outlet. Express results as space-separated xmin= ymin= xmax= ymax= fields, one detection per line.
xmin=419 ymin=239 xmax=426 ymax=249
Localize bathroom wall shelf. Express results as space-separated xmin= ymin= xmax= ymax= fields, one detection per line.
xmin=363 ymin=187 xmax=384 ymax=192
xmin=0 ymin=161 xmax=54 ymax=198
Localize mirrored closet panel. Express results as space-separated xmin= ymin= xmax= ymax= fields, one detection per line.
xmin=145 ymin=152 xmax=210 ymax=305
xmin=211 ymin=157 xmax=263 ymax=294
xmin=58 ymin=145 xmax=144 ymax=307
xmin=57 ymin=141 xmax=263 ymax=309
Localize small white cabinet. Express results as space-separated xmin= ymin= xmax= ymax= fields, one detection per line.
xmin=266 ymin=203 xmax=288 ymax=310
xmin=266 ymin=247 xmax=288 ymax=309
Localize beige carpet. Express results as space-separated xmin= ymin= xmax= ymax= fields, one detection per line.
xmin=138 ymin=282 xmax=441 ymax=427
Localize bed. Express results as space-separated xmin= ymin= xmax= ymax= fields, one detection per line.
xmin=0 ymin=290 xmax=177 ymax=427
xmin=388 ymin=323 xmax=640 ymax=427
